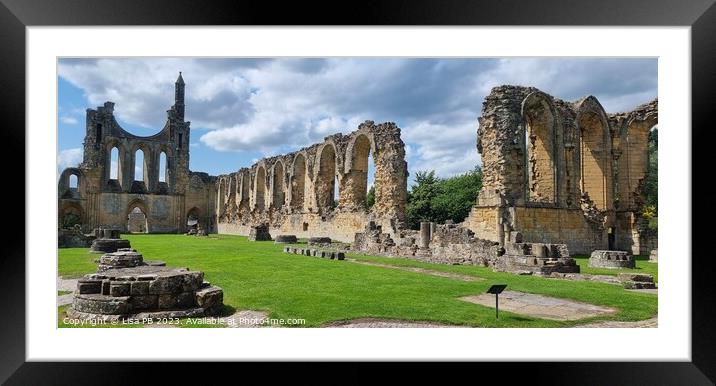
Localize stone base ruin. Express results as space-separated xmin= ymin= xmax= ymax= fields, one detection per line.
xmin=68 ymin=248 xmax=224 ymax=321
xmin=589 ymin=250 xmax=635 ymax=269
xmin=89 ymin=228 xmax=131 ymax=254
xmin=274 ymin=235 xmax=298 ymax=243
xmin=353 ymin=221 xmax=579 ymax=275
xmin=248 ymin=225 xmax=272 ymax=241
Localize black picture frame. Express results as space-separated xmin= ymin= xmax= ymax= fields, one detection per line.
xmin=2 ymin=0 xmax=713 ymax=383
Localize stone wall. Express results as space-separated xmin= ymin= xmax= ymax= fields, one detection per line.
xmin=215 ymin=121 xmax=408 ymax=242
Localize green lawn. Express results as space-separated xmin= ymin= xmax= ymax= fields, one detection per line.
xmin=58 ymin=234 xmax=657 ymax=328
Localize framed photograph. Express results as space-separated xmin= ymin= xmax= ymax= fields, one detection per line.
xmin=3 ymin=0 xmax=714 ymax=383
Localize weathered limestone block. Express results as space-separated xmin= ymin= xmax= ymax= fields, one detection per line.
xmin=195 ymin=286 xmax=224 ymax=315
xmin=649 ymin=249 xmax=658 ymax=262
xmin=73 ymin=294 xmax=130 ymax=315
xmin=77 ymin=279 xmax=102 ymax=294
xmin=589 ymin=250 xmax=635 ymax=269
xmin=109 ymin=282 xmax=131 ymax=297
xmin=128 ymin=295 xmax=159 ymax=310
xmin=275 ymin=235 xmax=298 ymax=243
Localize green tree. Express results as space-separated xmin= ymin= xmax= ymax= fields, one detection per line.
xmin=366 ymin=185 xmax=375 ymax=209
xmin=406 ymin=170 xmax=443 ymax=229
xmin=433 ymin=166 xmax=483 ymax=224
xmin=405 ymin=167 xmax=483 ymax=229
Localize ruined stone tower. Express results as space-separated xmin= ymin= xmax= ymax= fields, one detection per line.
xmin=58 ymin=73 xmax=216 ymax=233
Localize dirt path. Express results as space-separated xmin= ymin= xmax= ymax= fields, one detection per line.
xmin=347 ymin=259 xmax=482 ymax=282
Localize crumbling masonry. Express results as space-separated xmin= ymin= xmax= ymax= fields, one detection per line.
xmin=466 ymin=86 xmax=657 ymax=255
xmin=215 ymin=121 xmax=408 ymax=242
xmin=59 ymin=79 xmax=656 ymax=266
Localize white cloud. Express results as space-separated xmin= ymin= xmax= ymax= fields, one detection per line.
xmin=60 ymin=115 xmax=79 ymax=125
xmin=57 ymin=148 xmax=83 ymax=176
xmin=59 ymin=58 xmax=657 ymax=179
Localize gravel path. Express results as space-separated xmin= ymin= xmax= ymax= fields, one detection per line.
xmin=57 ymin=277 xmax=78 ymax=307
xmin=576 ymin=316 xmax=658 ymax=328
xmin=324 ymin=317 xmax=463 ymax=328
xmin=347 ymin=259 xmax=481 ymax=282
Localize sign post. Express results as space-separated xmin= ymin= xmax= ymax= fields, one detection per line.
xmin=486 ymin=284 xmax=507 ymax=319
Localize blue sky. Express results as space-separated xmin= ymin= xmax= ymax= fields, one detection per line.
xmin=58 ymin=58 xmax=657 ymax=184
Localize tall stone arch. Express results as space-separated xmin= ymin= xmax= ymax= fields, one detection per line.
xmin=576 ymin=96 xmax=613 ymax=211
xmin=521 ymin=91 xmax=558 ymax=204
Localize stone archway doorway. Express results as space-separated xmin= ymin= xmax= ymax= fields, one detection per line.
xmin=187 ymin=207 xmax=200 ymax=232
xmin=127 ymin=206 xmax=148 ymax=233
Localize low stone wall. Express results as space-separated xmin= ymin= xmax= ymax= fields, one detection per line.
xmin=218 ymin=211 xmax=388 ymax=243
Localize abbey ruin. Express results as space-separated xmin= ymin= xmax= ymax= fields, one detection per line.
xmin=58 ymin=73 xmax=217 ymax=235
xmin=59 ymin=76 xmax=657 ymax=269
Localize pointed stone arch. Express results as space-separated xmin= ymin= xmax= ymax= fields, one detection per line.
xmin=576 ymin=96 xmax=612 ymax=211
xmin=290 ymin=153 xmax=307 ymax=211
xmin=271 ymin=160 xmax=286 ymax=209
xmin=521 ymin=91 xmax=558 ymax=204
xmin=314 ymin=141 xmax=339 ymax=211
xmin=254 ymin=164 xmax=267 ymax=211
xmin=343 ymin=132 xmax=377 ymax=210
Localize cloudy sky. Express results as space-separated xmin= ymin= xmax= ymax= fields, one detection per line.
xmin=57 ymin=58 xmax=657 ymax=182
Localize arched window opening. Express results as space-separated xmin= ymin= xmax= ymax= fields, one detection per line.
xmin=333 ymin=175 xmax=340 ymax=209
xmin=69 ymin=174 xmax=78 ymax=189
xmin=346 ymin=134 xmax=374 ymax=210
xmin=317 ymin=144 xmax=337 ymax=210
xmin=255 ymin=166 xmax=266 ymax=211
xmin=291 ymin=155 xmax=306 ymax=211
xmin=134 ymin=149 xmax=146 ymax=182
xmin=523 ymin=95 xmax=556 ymax=203
xmin=240 ymin=172 xmax=250 ymax=205
xmin=159 ymin=151 xmax=168 ymax=183
xmin=110 ymin=147 xmax=120 ymax=180
xmin=272 ymin=162 xmax=285 ymax=208
xmin=366 ymin=151 xmax=375 ymax=208
xmin=579 ymin=111 xmax=610 ymax=210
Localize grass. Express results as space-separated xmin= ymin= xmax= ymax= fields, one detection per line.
xmin=58 ymin=290 xmax=72 ymax=296
xmin=58 ymin=234 xmax=657 ymax=328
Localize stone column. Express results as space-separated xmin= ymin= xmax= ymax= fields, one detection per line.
xmin=419 ymin=222 xmax=430 ymax=249
xmin=429 ymin=222 xmax=436 ymax=241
